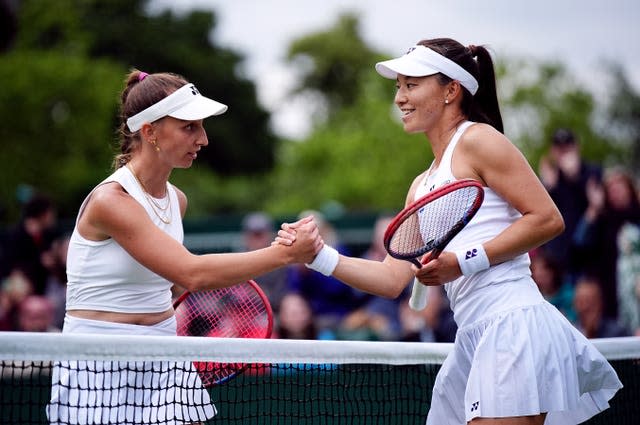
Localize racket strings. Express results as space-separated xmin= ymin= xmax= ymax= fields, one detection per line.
xmin=174 ymin=283 xmax=272 ymax=386
xmin=389 ymin=187 xmax=479 ymax=258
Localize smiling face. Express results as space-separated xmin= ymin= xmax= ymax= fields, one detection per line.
xmin=151 ymin=116 xmax=209 ymax=169
xmin=394 ymin=74 xmax=449 ymax=134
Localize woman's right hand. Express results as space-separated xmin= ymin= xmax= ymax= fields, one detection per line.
xmin=275 ymin=216 xmax=324 ymax=264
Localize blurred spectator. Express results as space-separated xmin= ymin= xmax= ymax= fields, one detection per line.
xmin=240 ymin=211 xmax=289 ymax=312
xmin=16 ymin=295 xmax=60 ymax=332
xmin=398 ymin=286 xmax=457 ymax=343
xmin=0 ymin=194 xmax=57 ymax=294
xmin=616 ymin=222 xmax=640 ymax=335
xmin=573 ymin=274 xmax=629 ymax=339
xmin=274 ymin=292 xmax=323 ymax=339
xmin=1 ymin=266 xmax=34 ymax=329
xmin=530 ymin=248 xmax=576 ymax=322
xmin=41 ymin=233 xmax=70 ymax=329
xmin=0 ymin=288 xmax=11 ymax=330
xmin=572 ymin=167 xmax=640 ymax=319
xmin=338 ymin=215 xmax=405 ymax=341
xmin=538 ymin=129 xmax=602 ymax=280
xmin=286 ymin=210 xmax=369 ymax=333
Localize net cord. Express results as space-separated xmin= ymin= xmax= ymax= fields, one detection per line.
xmin=1 ymin=332 xmax=638 ymax=363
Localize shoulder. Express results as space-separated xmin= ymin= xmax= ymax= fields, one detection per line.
xmin=79 ymin=182 xmax=146 ymax=239
xmin=459 ymin=122 xmax=511 ymax=151
xmin=170 ymin=184 xmax=188 ymax=217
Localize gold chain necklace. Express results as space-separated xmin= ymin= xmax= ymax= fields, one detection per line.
xmin=126 ymin=165 xmax=172 ymax=224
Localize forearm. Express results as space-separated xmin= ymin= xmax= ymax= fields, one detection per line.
xmin=330 ymin=255 xmax=411 ymax=299
xmin=484 ymin=212 xmax=564 ymax=266
xmin=172 ymin=244 xmax=293 ymax=292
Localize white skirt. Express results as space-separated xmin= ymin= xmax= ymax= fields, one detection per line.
xmin=426 ymin=300 xmax=623 ymax=425
xmin=47 ymin=315 xmax=217 ymax=425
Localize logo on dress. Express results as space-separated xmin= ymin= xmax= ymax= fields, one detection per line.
xmin=470 ymin=401 xmax=479 ymax=412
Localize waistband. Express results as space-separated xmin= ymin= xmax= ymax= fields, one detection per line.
xmin=453 ymin=276 xmax=544 ymax=328
xmin=62 ymin=314 xmax=177 ymax=336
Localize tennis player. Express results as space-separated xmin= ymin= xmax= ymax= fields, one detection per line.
xmin=278 ymin=38 xmax=622 ymax=425
xmin=46 ymin=70 xmax=322 ymax=425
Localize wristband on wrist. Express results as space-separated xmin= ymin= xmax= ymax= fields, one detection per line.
xmin=305 ymin=245 xmax=339 ymax=276
xmin=455 ymin=244 xmax=490 ymax=276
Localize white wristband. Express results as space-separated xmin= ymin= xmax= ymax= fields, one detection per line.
xmin=305 ymin=245 xmax=339 ymax=276
xmin=455 ymin=245 xmax=490 ymax=276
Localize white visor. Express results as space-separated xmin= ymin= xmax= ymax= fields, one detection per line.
xmin=126 ymin=83 xmax=228 ymax=132
xmin=375 ymin=45 xmax=479 ymax=95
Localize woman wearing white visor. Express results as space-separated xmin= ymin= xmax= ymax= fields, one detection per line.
xmin=278 ymin=38 xmax=622 ymax=424
xmin=47 ymin=70 xmax=323 ymax=425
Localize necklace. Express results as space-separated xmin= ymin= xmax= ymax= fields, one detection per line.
xmin=126 ymin=165 xmax=172 ymax=224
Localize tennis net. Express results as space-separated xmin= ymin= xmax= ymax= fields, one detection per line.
xmin=1 ymin=332 xmax=638 ymax=424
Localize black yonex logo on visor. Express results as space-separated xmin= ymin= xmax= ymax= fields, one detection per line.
xmin=189 ymin=85 xmax=200 ymax=95
xmin=406 ymin=46 xmax=417 ymax=54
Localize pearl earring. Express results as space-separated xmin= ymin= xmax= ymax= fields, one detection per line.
xmin=444 ymin=99 xmax=449 ymax=104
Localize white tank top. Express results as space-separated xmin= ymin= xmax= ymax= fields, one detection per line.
xmin=65 ymin=166 xmax=182 ymax=313
xmin=415 ymin=121 xmax=537 ymax=327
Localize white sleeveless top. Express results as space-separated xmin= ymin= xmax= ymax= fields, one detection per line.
xmin=415 ymin=121 xmax=534 ymax=327
xmin=65 ymin=166 xmax=182 ymax=313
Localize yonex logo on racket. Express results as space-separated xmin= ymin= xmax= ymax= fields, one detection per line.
xmin=465 ymin=248 xmax=478 ymax=260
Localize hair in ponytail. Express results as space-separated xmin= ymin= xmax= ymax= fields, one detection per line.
xmin=417 ymin=38 xmax=503 ymax=133
xmin=113 ymin=69 xmax=187 ymax=170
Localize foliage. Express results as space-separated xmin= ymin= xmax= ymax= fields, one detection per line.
xmin=267 ymin=71 xmax=429 ymax=215
xmin=499 ymin=58 xmax=620 ymax=168
xmin=0 ymin=51 xmax=124 ymax=220
xmin=286 ymin=13 xmax=381 ymax=115
xmin=0 ymin=0 xmax=274 ymax=223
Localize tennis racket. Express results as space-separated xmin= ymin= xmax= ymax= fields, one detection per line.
xmin=383 ymin=179 xmax=484 ymax=311
xmin=173 ymin=280 xmax=273 ymax=386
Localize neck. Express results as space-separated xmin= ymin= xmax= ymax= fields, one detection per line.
xmin=126 ymin=162 xmax=169 ymax=198
xmin=428 ymin=116 xmax=467 ymax=164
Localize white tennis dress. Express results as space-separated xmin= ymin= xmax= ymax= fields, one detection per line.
xmin=419 ymin=122 xmax=622 ymax=425
xmin=47 ymin=166 xmax=217 ymax=425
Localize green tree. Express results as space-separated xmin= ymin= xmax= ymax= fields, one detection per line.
xmin=0 ymin=0 xmax=275 ymax=222
xmin=79 ymin=0 xmax=276 ymax=175
xmin=268 ymin=16 xmax=639 ymax=217
xmin=605 ymin=65 xmax=640 ymax=173
xmin=286 ymin=13 xmax=381 ymax=119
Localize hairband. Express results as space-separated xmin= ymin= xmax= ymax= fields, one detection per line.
xmin=139 ymin=72 xmax=149 ymax=82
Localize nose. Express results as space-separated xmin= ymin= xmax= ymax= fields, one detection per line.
xmin=197 ymin=128 xmax=209 ymax=147
xmin=394 ymin=88 xmax=407 ymax=106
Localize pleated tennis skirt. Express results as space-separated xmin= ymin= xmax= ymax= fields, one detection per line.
xmin=47 ymin=315 xmax=217 ymax=425
xmin=427 ymin=282 xmax=623 ymax=425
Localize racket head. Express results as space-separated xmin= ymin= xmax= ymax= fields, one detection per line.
xmin=383 ymin=179 xmax=484 ymax=264
xmin=173 ymin=280 xmax=273 ymax=386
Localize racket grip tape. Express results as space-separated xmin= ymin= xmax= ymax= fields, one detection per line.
xmin=408 ymin=277 xmax=429 ymax=311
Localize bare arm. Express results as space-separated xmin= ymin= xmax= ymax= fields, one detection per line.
xmin=78 ymin=183 xmax=323 ymax=293
xmin=277 ymin=176 xmax=428 ymax=299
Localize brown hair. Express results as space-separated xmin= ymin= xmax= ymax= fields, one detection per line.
xmin=113 ymin=69 xmax=188 ymax=169
xmin=417 ymin=38 xmax=503 ymax=133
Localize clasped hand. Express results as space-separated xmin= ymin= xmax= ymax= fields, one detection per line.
xmin=273 ymin=215 xmax=324 ymax=264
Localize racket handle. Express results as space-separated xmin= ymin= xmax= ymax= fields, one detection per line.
xmin=408 ymin=277 xmax=429 ymax=311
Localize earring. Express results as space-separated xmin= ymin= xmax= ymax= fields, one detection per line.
xmin=150 ymin=139 xmax=160 ymax=152
xmin=444 ymin=99 xmax=449 ymax=104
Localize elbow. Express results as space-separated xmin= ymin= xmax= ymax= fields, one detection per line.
xmin=169 ymin=257 xmax=211 ymax=292
xmin=546 ymin=211 xmax=565 ymax=241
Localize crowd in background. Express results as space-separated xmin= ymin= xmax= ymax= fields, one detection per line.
xmin=1 ymin=129 xmax=639 ymax=341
